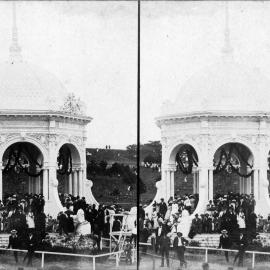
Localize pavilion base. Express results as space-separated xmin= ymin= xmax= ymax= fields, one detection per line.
xmin=44 ymin=200 xmax=64 ymax=218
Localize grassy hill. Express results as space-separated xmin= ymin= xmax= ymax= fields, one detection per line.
xmin=139 ymin=167 xmax=160 ymax=204
xmin=91 ymin=175 xmax=136 ymax=210
xmin=139 ymin=166 xmax=195 ymax=205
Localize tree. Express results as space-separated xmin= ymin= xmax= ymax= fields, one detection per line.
xmin=126 ymin=144 xmax=137 ymax=159
xmin=99 ymin=160 xmax=107 ymax=173
xmin=87 ymin=160 xmax=100 ymax=177
xmin=139 ymin=177 xmax=147 ymax=193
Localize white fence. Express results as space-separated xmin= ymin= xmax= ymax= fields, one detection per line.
xmin=139 ymin=241 xmax=270 ymax=269
xmin=0 ymin=246 xmax=136 ymax=270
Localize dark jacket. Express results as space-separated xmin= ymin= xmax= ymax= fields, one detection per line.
xmin=237 ymin=235 xmax=247 ymax=251
xmin=218 ymin=235 xmax=232 ymax=249
xmin=25 ymin=235 xmax=37 ymax=252
xmin=159 ymin=202 xmax=167 ymax=217
xmin=160 ymin=235 xmax=171 ymax=250
xmin=173 ymin=236 xmax=188 ymax=249
xmin=8 ymin=235 xmax=20 ymax=249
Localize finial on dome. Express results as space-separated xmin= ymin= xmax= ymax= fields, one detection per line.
xmin=222 ymin=2 xmax=233 ymax=56
xmin=9 ymin=2 xmax=22 ymax=63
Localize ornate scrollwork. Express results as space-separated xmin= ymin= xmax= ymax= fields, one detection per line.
xmin=61 ymin=93 xmax=86 ymax=116
xmin=28 ymin=133 xmax=50 ymax=149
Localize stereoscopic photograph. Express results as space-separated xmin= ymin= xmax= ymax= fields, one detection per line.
xmin=0 ymin=1 xmax=137 ymax=269
xmin=139 ymin=1 xmax=270 ymax=270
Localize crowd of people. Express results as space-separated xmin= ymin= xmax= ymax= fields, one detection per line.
xmin=0 ymin=192 xmax=134 ymax=250
xmin=190 ymin=193 xmax=257 ymax=239
xmin=0 ymin=193 xmax=46 ymax=240
xmin=139 ymin=193 xmax=260 ymax=242
xmin=139 ymin=194 xmax=199 ymax=245
xmin=139 ymin=192 xmax=270 ymax=267
xmin=57 ymin=193 xmax=131 ymax=250
xmin=0 ymin=192 xmax=135 ymax=266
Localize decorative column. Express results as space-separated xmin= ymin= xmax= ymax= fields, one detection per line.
xmin=43 ymin=168 xmax=49 ymax=201
xmin=193 ymin=129 xmax=209 ymax=215
xmin=239 ymin=177 xmax=243 ymax=194
xmin=253 ymin=168 xmax=259 ymax=201
xmin=208 ymin=167 xmax=214 ymax=201
xmin=163 ymin=164 xmax=176 ymax=201
xmin=73 ymin=170 xmax=78 ymax=196
xmin=192 ymin=165 xmax=208 ymax=215
xmin=68 ymin=173 xmax=73 ymax=195
xmin=78 ymin=169 xmax=83 ymax=197
xmin=253 ymin=121 xmax=270 ymax=217
xmin=36 ymin=176 xmax=40 ymax=194
xmin=193 ymin=168 xmax=199 ymax=194
xmin=0 ymin=163 xmax=2 ymax=201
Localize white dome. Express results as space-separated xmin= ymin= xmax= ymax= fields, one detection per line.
xmin=163 ymin=58 xmax=270 ymax=116
xmin=0 ymin=61 xmax=67 ymax=111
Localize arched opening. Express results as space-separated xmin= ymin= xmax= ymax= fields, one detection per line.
xmin=173 ymin=144 xmax=199 ymax=213
xmin=2 ymin=142 xmax=44 ymax=200
xmin=213 ymin=142 xmax=254 ymax=197
xmin=57 ymin=143 xmax=81 ymax=205
xmin=267 ymin=151 xmax=270 ymax=195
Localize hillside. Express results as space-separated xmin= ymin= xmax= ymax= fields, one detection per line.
xmin=91 ymin=175 xmax=136 ymax=209
xmin=139 ymin=167 xmax=159 ymax=204
xmin=139 ymin=166 xmax=195 ymax=205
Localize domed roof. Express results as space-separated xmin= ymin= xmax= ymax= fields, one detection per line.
xmin=161 ymin=58 xmax=270 ymax=116
xmin=0 ymin=60 xmax=67 ymax=111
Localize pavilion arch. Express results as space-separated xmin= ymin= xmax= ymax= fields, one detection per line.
xmin=167 ymin=140 xmax=201 ymax=166
xmin=0 ymin=136 xmax=49 ymax=165
xmin=209 ymin=138 xmax=257 ymax=167
xmin=212 ymin=142 xmax=254 ymax=199
xmin=144 ymin=141 xmax=200 ymax=213
xmin=54 ymin=140 xmax=83 ymax=165
xmin=56 ymin=142 xmax=84 ymax=200
xmin=0 ymin=140 xmax=45 ymax=200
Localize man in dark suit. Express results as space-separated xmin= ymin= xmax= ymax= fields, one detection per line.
xmin=159 ymin=232 xmax=170 ymax=267
xmin=191 ymin=214 xmax=202 ymax=235
xmin=155 ymin=222 xmax=165 ymax=253
xmin=159 ymin=198 xmax=167 ymax=219
xmin=173 ymin=232 xmax=189 ymax=268
xmin=7 ymin=229 xmax=20 ymax=263
xmin=218 ymin=229 xmax=232 ymax=262
xmin=233 ymin=232 xmax=247 ymax=267
xmin=23 ymin=232 xmax=37 ymax=266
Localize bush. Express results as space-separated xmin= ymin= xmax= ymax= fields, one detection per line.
xmin=189 ymin=240 xmax=200 ymax=247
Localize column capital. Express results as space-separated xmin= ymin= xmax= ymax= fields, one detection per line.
xmin=162 ymin=164 xmax=177 ymax=171
xmin=197 ymin=166 xmax=209 ymax=170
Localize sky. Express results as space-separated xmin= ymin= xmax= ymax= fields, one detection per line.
xmin=141 ymin=1 xmax=270 ymax=144
xmin=0 ymin=1 xmax=137 ymax=149
xmin=1 ymin=2 xmax=270 ymax=149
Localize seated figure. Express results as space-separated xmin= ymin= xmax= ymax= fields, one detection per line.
xmin=75 ymin=209 xmax=91 ymax=235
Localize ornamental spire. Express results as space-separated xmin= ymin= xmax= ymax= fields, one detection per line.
xmin=9 ymin=1 xmax=22 ymax=63
xmin=222 ymin=2 xmax=233 ymax=56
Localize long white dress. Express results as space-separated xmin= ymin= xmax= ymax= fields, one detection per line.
xmin=176 ymin=209 xmax=192 ymax=237
xmin=76 ymin=209 xmax=91 ymax=235
xmin=237 ymin=213 xmax=246 ymax=229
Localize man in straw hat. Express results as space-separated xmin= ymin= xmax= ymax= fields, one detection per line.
xmin=173 ymin=232 xmax=189 ymax=268
xmin=218 ymin=229 xmax=232 ymax=262
xmin=7 ymin=229 xmax=20 ymax=263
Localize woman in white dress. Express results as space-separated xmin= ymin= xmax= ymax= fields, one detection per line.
xmin=237 ymin=209 xmax=246 ymax=233
xmin=26 ymin=210 xmax=35 ymax=233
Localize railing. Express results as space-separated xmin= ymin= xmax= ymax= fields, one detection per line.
xmin=139 ymin=241 xmax=270 ymax=269
xmin=0 ymin=246 xmax=136 ymax=269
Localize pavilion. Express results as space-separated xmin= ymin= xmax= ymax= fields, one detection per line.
xmin=0 ymin=4 xmax=97 ymax=217
xmin=152 ymin=5 xmax=270 ymax=217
